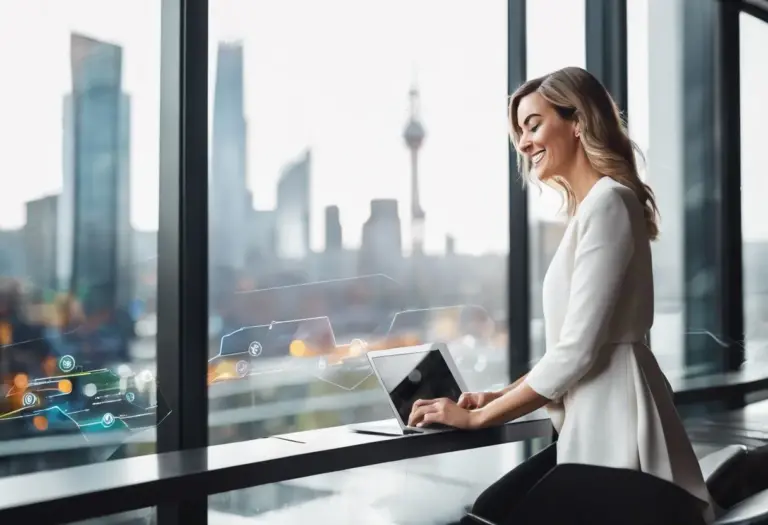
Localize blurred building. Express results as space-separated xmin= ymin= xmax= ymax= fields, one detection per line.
xmin=445 ymin=234 xmax=455 ymax=256
xmin=59 ymin=34 xmax=132 ymax=314
xmin=324 ymin=205 xmax=342 ymax=252
xmin=358 ymin=198 xmax=402 ymax=278
xmin=0 ymin=229 xmax=25 ymax=279
xmin=210 ymin=42 xmax=249 ymax=282
xmin=275 ymin=150 xmax=311 ymax=260
xmin=24 ymin=195 xmax=58 ymax=292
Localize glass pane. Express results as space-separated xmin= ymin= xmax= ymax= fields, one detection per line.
xmin=208 ymin=440 xmax=546 ymax=523
xmin=626 ymin=0 xmax=687 ymax=377
xmin=525 ymin=0 xmax=586 ymax=361
xmin=0 ymin=1 xmax=160 ymax=476
xmin=740 ymin=13 xmax=768 ymax=366
xmin=207 ymin=0 xmax=510 ymax=445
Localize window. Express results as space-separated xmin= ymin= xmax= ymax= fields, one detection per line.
xmin=207 ymin=0 xmax=511 ymax=445
xmin=740 ymin=13 xmax=768 ymax=365
xmin=0 ymin=1 xmax=159 ymax=476
xmin=626 ymin=0 xmax=689 ymax=377
xmin=525 ymin=0 xmax=586 ymax=360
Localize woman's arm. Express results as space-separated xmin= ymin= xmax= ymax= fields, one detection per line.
xmin=471 ymin=381 xmax=549 ymax=428
xmin=411 ymin=190 xmax=636 ymax=430
xmin=468 ymin=191 xmax=635 ymax=428
xmin=523 ymin=190 xmax=635 ymax=401
xmin=499 ymin=372 xmax=528 ymax=395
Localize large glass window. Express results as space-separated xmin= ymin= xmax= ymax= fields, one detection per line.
xmin=0 ymin=1 xmax=159 ymax=476
xmin=627 ymin=0 xmax=688 ymax=377
xmin=525 ymin=0 xmax=586 ymax=360
xmin=740 ymin=13 xmax=768 ymax=366
xmin=207 ymin=0 xmax=510 ymax=445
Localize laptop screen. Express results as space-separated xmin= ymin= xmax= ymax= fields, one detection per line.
xmin=372 ymin=349 xmax=462 ymax=425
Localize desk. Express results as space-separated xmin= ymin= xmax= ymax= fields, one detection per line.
xmin=0 ymin=412 xmax=551 ymax=524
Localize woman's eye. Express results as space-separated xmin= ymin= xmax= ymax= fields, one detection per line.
xmin=531 ymin=124 xmax=540 ymax=132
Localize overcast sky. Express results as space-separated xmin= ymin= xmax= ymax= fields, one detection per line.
xmin=0 ymin=0 xmax=765 ymax=255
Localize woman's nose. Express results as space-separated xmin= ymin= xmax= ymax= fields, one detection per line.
xmin=519 ymin=134 xmax=532 ymax=154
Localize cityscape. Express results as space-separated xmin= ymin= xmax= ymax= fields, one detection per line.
xmin=2 ymin=27 xmax=768 ymax=471
xmin=0 ymin=34 xmax=518 ymax=457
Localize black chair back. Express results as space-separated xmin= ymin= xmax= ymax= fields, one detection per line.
xmin=510 ymin=463 xmax=708 ymax=525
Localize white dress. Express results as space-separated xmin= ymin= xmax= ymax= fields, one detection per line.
xmin=525 ymin=176 xmax=714 ymax=522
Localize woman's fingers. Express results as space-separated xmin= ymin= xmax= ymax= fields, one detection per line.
xmin=412 ymin=398 xmax=437 ymax=409
xmin=458 ymin=393 xmax=478 ymax=409
xmin=408 ymin=401 xmax=440 ymax=426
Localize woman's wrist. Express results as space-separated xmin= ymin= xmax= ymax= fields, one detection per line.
xmin=469 ymin=407 xmax=489 ymax=429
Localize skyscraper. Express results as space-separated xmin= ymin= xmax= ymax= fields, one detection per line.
xmin=210 ymin=42 xmax=249 ymax=278
xmin=25 ymin=195 xmax=59 ymax=292
xmin=60 ymin=34 xmax=131 ymax=313
xmin=324 ymin=205 xmax=342 ymax=252
xmin=403 ymin=85 xmax=426 ymax=255
xmin=275 ymin=150 xmax=311 ymax=260
xmin=358 ymin=199 xmax=402 ymax=277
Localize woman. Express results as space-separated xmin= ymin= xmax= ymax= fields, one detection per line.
xmin=408 ymin=67 xmax=714 ymax=523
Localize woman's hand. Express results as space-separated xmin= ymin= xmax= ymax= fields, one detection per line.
xmin=408 ymin=398 xmax=479 ymax=429
xmin=457 ymin=391 xmax=500 ymax=410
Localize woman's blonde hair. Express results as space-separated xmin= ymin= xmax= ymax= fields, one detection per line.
xmin=509 ymin=66 xmax=659 ymax=240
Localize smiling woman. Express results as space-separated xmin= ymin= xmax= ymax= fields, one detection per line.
xmin=509 ymin=67 xmax=659 ymax=240
xmin=410 ymin=66 xmax=716 ymax=525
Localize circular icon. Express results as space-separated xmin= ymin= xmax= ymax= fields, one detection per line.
xmin=83 ymin=383 xmax=98 ymax=398
xmin=317 ymin=358 xmax=327 ymax=371
xmin=235 ymin=360 xmax=249 ymax=377
xmin=22 ymin=392 xmax=37 ymax=407
xmin=248 ymin=341 xmax=263 ymax=357
xmin=59 ymin=355 xmax=76 ymax=373
xmin=125 ymin=392 xmax=136 ymax=403
xmin=101 ymin=412 xmax=116 ymax=428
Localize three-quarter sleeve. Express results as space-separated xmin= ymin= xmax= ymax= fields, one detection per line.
xmin=526 ymin=190 xmax=635 ymax=400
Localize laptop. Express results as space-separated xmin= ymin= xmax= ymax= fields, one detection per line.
xmin=351 ymin=343 xmax=468 ymax=436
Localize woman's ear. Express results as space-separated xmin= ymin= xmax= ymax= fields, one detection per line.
xmin=573 ymin=122 xmax=581 ymax=139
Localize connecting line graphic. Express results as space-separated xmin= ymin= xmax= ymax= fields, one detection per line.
xmin=1 ymin=360 xmax=171 ymax=446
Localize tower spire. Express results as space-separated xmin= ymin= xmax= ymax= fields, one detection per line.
xmin=403 ymin=83 xmax=426 ymax=255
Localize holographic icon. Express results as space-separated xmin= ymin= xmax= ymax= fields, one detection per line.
xmin=59 ymin=355 xmax=76 ymax=373
xmin=235 ymin=360 xmax=249 ymax=377
xmin=317 ymin=357 xmax=327 ymax=371
xmin=83 ymin=383 xmax=98 ymax=397
xmin=248 ymin=341 xmax=263 ymax=357
xmin=101 ymin=412 xmax=115 ymax=428
xmin=22 ymin=392 xmax=37 ymax=407
xmin=125 ymin=392 xmax=136 ymax=403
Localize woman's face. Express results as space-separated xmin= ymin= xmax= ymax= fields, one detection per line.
xmin=516 ymin=92 xmax=579 ymax=181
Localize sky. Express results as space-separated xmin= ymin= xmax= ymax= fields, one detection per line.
xmin=0 ymin=0 xmax=766 ymax=256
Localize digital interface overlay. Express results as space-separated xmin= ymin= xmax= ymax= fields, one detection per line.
xmin=0 ymin=352 xmax=168 ymax=442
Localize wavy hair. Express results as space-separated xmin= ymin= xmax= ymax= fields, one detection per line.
xmin=509 ymin=66 xmax=659 ymax=240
